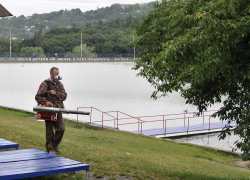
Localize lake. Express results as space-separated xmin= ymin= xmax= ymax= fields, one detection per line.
xmin=0 ymin=62 xmax=240 ymax=152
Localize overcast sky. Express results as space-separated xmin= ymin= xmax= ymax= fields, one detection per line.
xmin=3 ymin=0 xmax=154 ymax=17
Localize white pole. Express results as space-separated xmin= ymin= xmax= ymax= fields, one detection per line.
xmin=133 ymin=35 xmax=135 ymax=59
xmin=10 ymin=29 xmax=11 ymax=58
xmin=81 ymin=31 xmax=82 ymax=58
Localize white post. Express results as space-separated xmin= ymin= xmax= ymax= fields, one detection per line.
xmin=81 ymin=31 xmax=82 ymax=58
xmin=10 ymin=29 xmax=11 ymax=58
xmin=133 ymin=35 xmax=135 ymax=59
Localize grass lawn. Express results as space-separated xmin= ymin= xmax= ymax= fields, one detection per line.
xmin=0 ymin=107 xmax=249 ymax=180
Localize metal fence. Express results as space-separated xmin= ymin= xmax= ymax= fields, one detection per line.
xmin=0 ymin=52 xmax=137 ymax=59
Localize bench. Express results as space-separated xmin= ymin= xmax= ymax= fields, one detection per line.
xmin=0 ymin=138 xmax=19 ymax=150
xmin=0 ymin=148 xmax=90 ymax=180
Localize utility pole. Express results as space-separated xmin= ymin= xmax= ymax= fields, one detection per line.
xmin=133 ymin=35 xmax=135 ymax=59
xmin=81 ymin=31 xmax=82 ymax=58
xmin=10 ymin=29 xmax=11 ymax=58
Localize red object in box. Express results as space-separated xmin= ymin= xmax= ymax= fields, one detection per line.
xmin=35 ymin=105 xmax=56 ymax=121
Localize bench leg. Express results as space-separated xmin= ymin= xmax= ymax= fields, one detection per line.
xmin=86 ymin=170 xmax=89 ymax=180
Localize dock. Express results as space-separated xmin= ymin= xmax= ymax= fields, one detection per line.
xmin=131 ymin=121 xmax=236 ymax=137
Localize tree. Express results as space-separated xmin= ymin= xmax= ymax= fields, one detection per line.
xmin=0 ymin=37 xmax=20 ymax=53
xmin=98 ymin=19 xmax=104 ymax=28
xmin=133 ymin=0 xmax=250 ymax=160
xmin=20 ymin=47 xmax=45 ymax=57
xmin=19 ymin=38 xmax=35 ymax=50
xmin=72 ymin=43 xmax=94 ymax=56
xmin=34 ymin=28 xmax=43 ymax=47
xmin=102 ymin=40 xmax=115 ymax=54
xmin=86 ymin=22 xmax=91 ymax=28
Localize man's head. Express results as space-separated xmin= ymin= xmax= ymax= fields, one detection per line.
xmin=50 ymin=67 xmax=59 ymax=76
xmin=50 ymin=67 xmax=60 ymax=82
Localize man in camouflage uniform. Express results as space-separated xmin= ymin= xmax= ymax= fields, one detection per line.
xmin=35 ymin=67 xmax=67 ymax=154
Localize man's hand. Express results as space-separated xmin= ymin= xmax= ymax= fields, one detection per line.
xmin=46 ymin=102 xmax=53 ymax=107
xmin=50 ymin=90 xmax=56 ymax=95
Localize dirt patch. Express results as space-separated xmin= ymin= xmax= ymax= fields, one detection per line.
xmin=26 ymin=116 xmax=37 ymax=121
xmin=89 ymin=175 xmax=133 ymax=180
xmin=74 ymin=171 xmax=133 ymax=180
xmin=197 ymin=158 xmax=249 ymax=171
xmin=230 ymin=160 xmax=250 ymax=168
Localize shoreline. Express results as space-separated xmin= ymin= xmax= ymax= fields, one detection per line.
xmin=0 ymin=57 xmax=136 ymax=63
xmin=0 ymin=105 xmax=242 ymax=157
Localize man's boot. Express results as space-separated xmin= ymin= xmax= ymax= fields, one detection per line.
xmin=48 ymin=149 xmax=56 ymax=155
xmin=54 ymin=146 xmax=62 ymax=153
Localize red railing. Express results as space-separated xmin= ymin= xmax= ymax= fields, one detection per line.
xmin=77 ymin=107 xmax=218 ymax=135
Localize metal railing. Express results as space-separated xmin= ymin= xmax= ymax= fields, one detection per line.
xmin=77 ymin=107 xmax=219 ymax=135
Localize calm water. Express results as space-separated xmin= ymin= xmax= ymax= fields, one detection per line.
xmin=0 ymin=62 xmax=240 ymax=152
xmin=174 ymin=132 xmax=241 ymax=153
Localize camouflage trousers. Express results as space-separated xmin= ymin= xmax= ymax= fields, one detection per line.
xmin=45 ymin=113 xmax=65 ymax=152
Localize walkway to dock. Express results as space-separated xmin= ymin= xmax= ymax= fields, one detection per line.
xmin=76 ymin=107 xmax=235 ymax=137
xmin=130 ymin=121 xmax=236 ymax=136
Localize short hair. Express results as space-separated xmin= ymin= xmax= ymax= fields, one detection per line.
xmin=50 ymin=67 xmax=59 ymax=75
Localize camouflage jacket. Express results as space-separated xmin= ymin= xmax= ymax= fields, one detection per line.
xmin=35 ymin=79 xmax=67 ymax=108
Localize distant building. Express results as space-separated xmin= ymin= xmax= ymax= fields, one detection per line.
xmin=119 ymin=4 xmax=127 ymax=10
xmin=118 ymin=3 xmax=133 ymax=10
xmin=138 ymin=3 xmax=148 ymax=6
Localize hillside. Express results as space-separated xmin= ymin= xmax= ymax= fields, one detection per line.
xmin=0 ymin=3 xmax=154 ymax=40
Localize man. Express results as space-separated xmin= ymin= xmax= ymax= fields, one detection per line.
xmin=35 ymin=67 xmax=67 ymax=154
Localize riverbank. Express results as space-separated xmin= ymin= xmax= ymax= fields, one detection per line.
xmin=0 ymin=57 xmax=135 ymax=63
xmin=0 ymin=107 xmax=250 ymax=180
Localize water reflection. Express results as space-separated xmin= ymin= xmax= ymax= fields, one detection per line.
xmin=173 ymin=132 xmax=241 ymax=153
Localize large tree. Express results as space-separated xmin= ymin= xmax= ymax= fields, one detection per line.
xmin=133 ymin=0 xmax=250 ymax=160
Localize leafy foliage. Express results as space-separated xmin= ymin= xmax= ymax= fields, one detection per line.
xmin=0 ymin=37 xmax=20 ymax=53
xmin=20 ymin=47 xmax=44 ymax=54
xmin=21 ymin=18 xmax=141 ymax=54
xmin=0 ymin=3 xmax=154 ymax=40
xmin=134 ymin=0 xmax=250 ymax=159
xmin=72 ymin=44 xmax=94 ymax=57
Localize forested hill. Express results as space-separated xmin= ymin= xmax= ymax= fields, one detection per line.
xmin=0 ymin=3 xmax=154 ymax=40
xmin=16 ymin=16 xmax=145 ymax=55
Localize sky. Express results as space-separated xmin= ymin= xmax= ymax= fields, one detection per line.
xmin=3 ymin=0 xmax=154 ymax=17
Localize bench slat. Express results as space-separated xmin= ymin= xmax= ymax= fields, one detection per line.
xmin=0 ymin=138 xmax=19 ymax=150
xmin=0 ymin=148 xmax=90 ymax=180
xmin=0 ymin=153 xmax=55 ymax=163
xmin=0 ymin=163 xmax=89 ymax=180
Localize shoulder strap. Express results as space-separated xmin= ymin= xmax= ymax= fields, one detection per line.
xmin=46 ymin=80 xmax=56 ymax=106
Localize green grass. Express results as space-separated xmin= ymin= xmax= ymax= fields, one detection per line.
xmin=0 ymin=107 xmax=249 ymax=180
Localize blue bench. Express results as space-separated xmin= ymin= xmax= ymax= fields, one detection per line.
xmin=0 ymin=148 xmax=90 ymax=180
xmin=0 ymin=138 xmax=19 ymax=150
